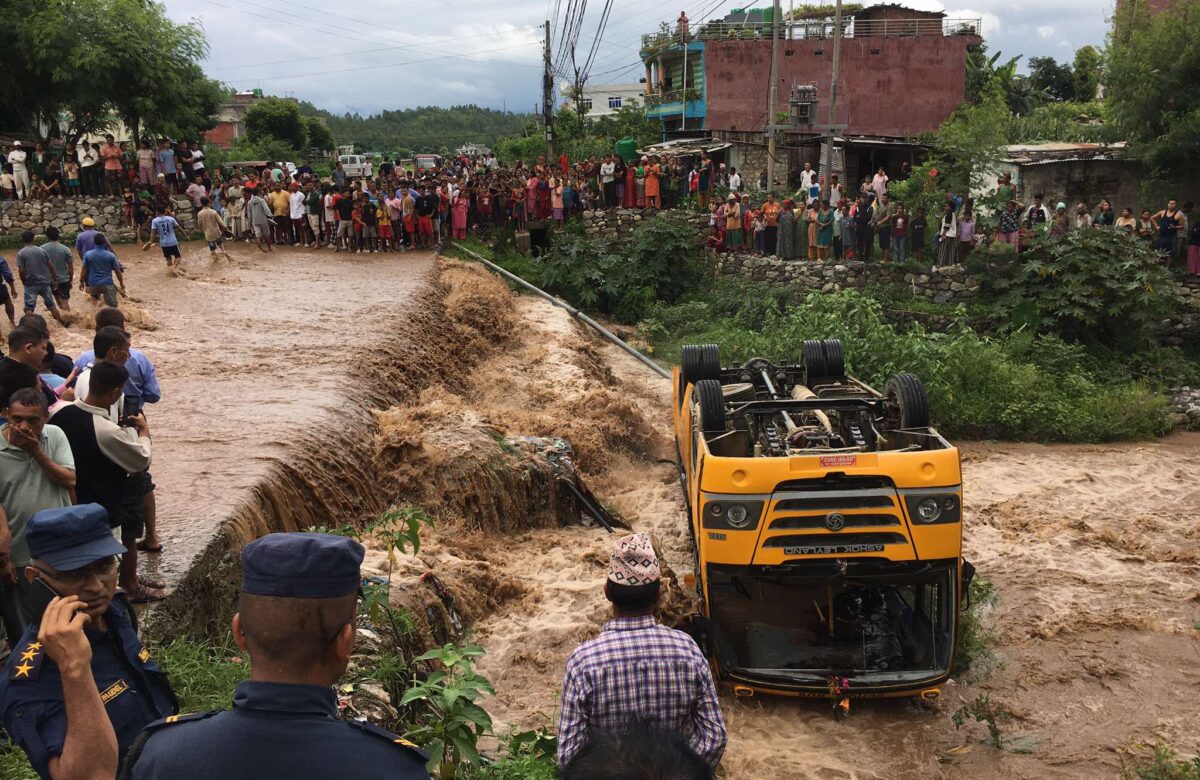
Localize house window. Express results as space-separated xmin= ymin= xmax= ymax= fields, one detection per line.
xmin=582 ymin=98 xmax=593 ymax=110
xmin=608 ymin=97 xmax=623 ymax=109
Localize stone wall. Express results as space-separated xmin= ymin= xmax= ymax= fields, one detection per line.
xmin=580 ymin=207 xmax=709 ymax=248
xmin=0 ymin=195 xmax=196 ymax=242
xmin=715 ymin=253 xmax=981 ymax=303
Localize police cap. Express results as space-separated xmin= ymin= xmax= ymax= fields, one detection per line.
xmin=27 ymin=503 xmax=126 ymax=571
xmin=241 ymin=532 xmax=364 ymax=598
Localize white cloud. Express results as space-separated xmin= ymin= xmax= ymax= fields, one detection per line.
xmin=164 ymin=0 xmax=1109 ymax=114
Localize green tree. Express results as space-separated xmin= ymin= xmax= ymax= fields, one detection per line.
xmin=245 ymin=97 xmax=307 ymax=150
xmin=1072 ymin=45 xmax=1101 ymax=102
xmin=1106 ymin=0 xmax=1200 ymax=181
xmin=1028 ymin=56 xmax=1075 ymax=101
xmin=304 ymin=117 xmax=336 ymax=153
xmin=0 ymin=0 xmax=218 ymax=145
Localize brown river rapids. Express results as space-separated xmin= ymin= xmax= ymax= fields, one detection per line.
xmin=46 ymin=243 xmax=1200 ymax=777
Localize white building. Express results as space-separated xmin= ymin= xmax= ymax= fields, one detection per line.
xmin=559 ymin=83 xmax=645 ymax=118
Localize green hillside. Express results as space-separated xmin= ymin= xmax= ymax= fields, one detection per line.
xmin=298 ymin=102 xmax=534 ymax=155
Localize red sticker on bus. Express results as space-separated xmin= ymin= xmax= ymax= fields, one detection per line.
xmin=820 ymin=455 xmax=857 ymax=467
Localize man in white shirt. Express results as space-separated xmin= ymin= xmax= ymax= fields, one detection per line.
xmin=799 ymin=162 xmax=816 ymax=192
xmin=728 ymin=167 xmax=742 ymax=193
xmin=289 ymin=183 xmax=306 ymax=246
xmin=6 ymin=143 xmax=29 ymax=200
xmin=599 ymin=156 xmax=617 ymax=207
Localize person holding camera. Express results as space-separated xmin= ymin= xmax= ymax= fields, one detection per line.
xmin=0 ymin=504 xmax=178 ymax=780
xmin=49 ymin=360 xmax=162 ymax=603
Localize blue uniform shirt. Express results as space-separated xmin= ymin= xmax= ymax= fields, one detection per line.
xmin=82 ymin=247 xmax=124 ymax=287
xmin=0 ymin=595 xmax=178 ymax=780
xmin=122 ymin=680 xmax=430 ymax=780
xmin=73 ymin=348 xmax=161 ymax=413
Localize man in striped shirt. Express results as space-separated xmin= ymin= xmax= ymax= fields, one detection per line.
xmin=556 ymin=533 xmax=727 ymax=769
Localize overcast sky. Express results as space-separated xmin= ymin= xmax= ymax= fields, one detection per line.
xmin=163 ymin=0 xmax=1113 ymax=116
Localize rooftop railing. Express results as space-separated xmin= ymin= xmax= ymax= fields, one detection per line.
xmin=640 ymin=16 xmax=981 ymax=52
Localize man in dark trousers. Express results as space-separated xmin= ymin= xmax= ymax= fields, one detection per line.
xmin=0 ymin=504 xmax=177 ymax=780
xmin=120 ymin=532 xmax=430 ymax=779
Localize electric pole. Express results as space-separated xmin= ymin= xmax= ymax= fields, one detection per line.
xmin=543 ymin=19 xmax=555 ymax=158
xmin=766 ymin=0 xmax=780 ymax=190
xmin=823 ymin=0 xmax=843 ymax=194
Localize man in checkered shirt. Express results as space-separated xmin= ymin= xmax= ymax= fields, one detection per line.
xmin=556 ymin=533 xmax=727 ymax=768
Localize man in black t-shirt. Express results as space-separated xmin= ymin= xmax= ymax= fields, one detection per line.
xmin=333 ymin=189 xmax=356 ymax=252
xmin=414 ymin=187 xmax=437 ymax=249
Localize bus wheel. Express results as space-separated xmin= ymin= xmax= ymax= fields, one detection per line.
xmin=801 ymin=340 xmax=827 ymax=384
xmin=821 ymin=338 xmax=845 ymax=379
xmin=695 ymin=379 xmax=727 ymax=434
xmin=884 ymin=373 xmax=930 ymax=429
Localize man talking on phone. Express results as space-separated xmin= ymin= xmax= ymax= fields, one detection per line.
xmin=0 ymin=504 xmax=178 ymax=780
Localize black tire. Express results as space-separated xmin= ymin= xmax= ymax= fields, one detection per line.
xmin=695 ymin=379 xmax=727 ymax=434
xmin=821 ymin=339 xmax=845 ymax=378
xmin=681 ymin=345 xmax=704 ymax=387
xmin=722 ymin=382 xmax=757 ymax=402
xmin=699 ymin=344 xmax=721 ymax=380
xmin=801 ymin=340 xmax=826 ymax=381
xmin=884 ymin=373 xmax=930 ymax=429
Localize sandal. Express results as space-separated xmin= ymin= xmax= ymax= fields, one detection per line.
xmin=137 ymin=540 xmax=164 ymax=553
xmin=129 ymin=584 xmax=168 ymax=603
xmin=138 ymin=575 xmax=167 ymax=590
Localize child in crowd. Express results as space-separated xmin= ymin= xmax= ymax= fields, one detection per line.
xmin=833 ymin=204 xmax=846 ymax=260
xmin=360 ymin=194 xmax=378 ymax=252
xmin=891 ymin=205 xmax=908 ymax=262
xmin=0 ymin=165 xmax=14 ymax=199
xmin=123 ymin=187 xmax=136 ymax=226
xmin=28 ymin=176 xmax=49 ymax=200
xmin=64 ymin=158 xmax=81 ymax=197
xmin=911 ymin=206 xmax=926 ymax=263
xmin=957 ymin=208 xmax=975 ymax=262
xmin=376 ymin=201 xmax=393 ymax=252
xmin=753 ymin=212 xmax=766 ymax=255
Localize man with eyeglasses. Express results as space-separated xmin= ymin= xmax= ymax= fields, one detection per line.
xmin=120 ymin=532 xmax=429 ymax=779
xmin=0 ymin=504 xmax=178 ymax=780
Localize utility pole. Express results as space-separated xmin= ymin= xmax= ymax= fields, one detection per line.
xmin=823 ymin=0 xmax=843 ymax=194
xmin=681 ymin=22 xmax=688 ymax=131
xmin=543 ymin=19 xmax=555 ymax=159
xmin=766 ymin=0 xmax=780 ymax=190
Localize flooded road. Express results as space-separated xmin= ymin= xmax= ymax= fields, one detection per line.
xmin=47 ymin=241 xmax=435 ymax=594
xmin=367 ymin=260 xmax=1199 ymax=779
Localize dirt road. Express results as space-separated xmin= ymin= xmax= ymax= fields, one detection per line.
xmin=385 ymin=260 xmax=1199 ymax=779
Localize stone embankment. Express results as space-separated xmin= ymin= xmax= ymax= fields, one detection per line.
xmin=1 ymin=195 xmax=197 ymax=241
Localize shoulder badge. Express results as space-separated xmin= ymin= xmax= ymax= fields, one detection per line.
xmin=347 ymin=720 xmax=430 ymax=761
xmin=119 ymin=711 xmax=222 ymax=780
xmin=9 ymin=639 xmax=47 ymax=682
xmin=145 ymin=710 xmax=221 ymax=732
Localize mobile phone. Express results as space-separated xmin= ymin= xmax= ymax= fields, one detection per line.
xmin=28 ymin=577 xmax=61 ymax=618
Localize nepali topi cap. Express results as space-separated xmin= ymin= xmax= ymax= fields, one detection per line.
xmin=242 ymin=532 xmax=364 ymax=598
xmin=607 ymin=532 xmax=660 ymax=587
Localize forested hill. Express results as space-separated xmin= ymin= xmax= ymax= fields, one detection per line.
xmin=298 ymin=102 xmax=534 ymax=155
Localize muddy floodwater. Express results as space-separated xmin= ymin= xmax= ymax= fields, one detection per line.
xmin=42 ymin=251 xmax=1198 ymax=778
xmin=48 ymin=241 xmax=434 ymax=589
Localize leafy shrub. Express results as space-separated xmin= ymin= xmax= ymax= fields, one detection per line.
xmin=1127 ymin=745 xmax=1200 ymax=780
xmin=984 ymin=228 xmax=1181 ymax=347
xmin=645 ymin=288 xmax=1171 ymax=442
xmin=535 ymin=211 xmax=707 ymax=323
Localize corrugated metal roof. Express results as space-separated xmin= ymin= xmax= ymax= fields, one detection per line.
xmin=1003 ymin=141 xmax=1129 ymax=164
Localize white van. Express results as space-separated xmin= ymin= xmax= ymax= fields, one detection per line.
xmin=338 ymin=154 xmax=368 ymax=178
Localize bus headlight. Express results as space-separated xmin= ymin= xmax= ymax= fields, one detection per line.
xmin=726 ymin=504 xmax=750 ymax=528
xmin=916 ymin=498 xmax=942 ymax=522
xmin=902 ymin=489 xmax=962 ymax=525
xmin=702 ymin=497 xmax=765 ymax=531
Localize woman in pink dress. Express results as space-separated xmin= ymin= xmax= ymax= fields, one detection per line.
xmin=622 ymin=164 xmax=637 ymax=208
xmin=451 ymin=192 xmax=469 ymax=239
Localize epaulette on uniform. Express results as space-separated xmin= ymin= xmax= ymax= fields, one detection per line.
xmin=8 ymin=640 xmax=48 ymax=682
xmin=347 ymin=720 xmax=430 ymax=761
xmin=144 ymin=710 xmax=221 ymax=732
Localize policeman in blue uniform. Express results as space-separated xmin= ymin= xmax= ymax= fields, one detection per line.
xmin=120 ymin=532 xmax=430 ymax=780
xmin=0 ymin=504 xmax=178 ymax=780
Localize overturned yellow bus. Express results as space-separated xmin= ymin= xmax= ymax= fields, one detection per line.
xmin=673 ymin=342 xmax=971 ymax=699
